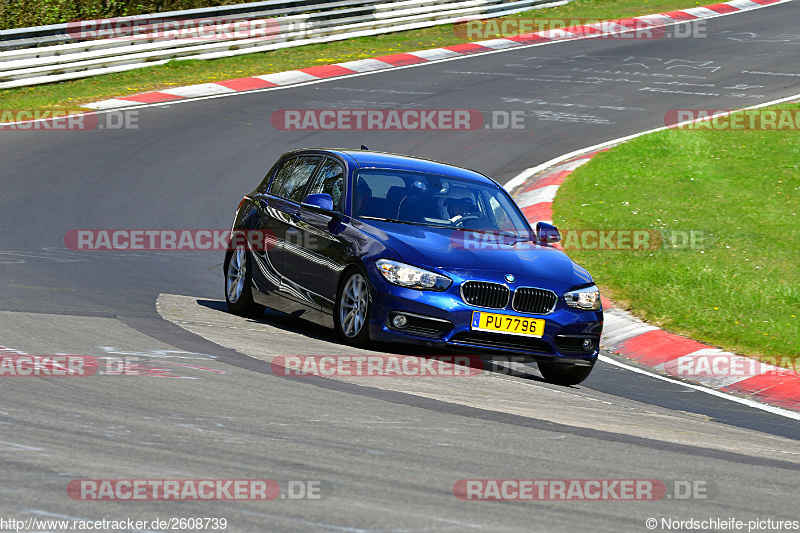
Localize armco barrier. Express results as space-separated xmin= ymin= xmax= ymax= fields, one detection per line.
xmin=0 ymin=0 xmax=569 ymax=88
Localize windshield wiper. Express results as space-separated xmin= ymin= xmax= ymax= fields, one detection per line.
xmin=359 ymin=215 xmax=420 ymax=226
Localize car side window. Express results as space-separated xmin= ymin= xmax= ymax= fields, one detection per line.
xmin=269 ymin=156 xmax=321 ymax=202
xmin=256 ymin=160 xmax=281 ymax=193
xmin=268 ymin=158 xmax=297 ymax=196
xmin=305 ymin=159 xmax=345 ymax=212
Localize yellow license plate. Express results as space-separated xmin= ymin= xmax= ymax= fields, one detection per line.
xmin=471 ymin=311 xmax=544 ymax=338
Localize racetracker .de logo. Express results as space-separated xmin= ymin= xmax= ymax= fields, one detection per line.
xmin=64 ymin=229 xmax=277 ymax=251
xmin=450 ymin=230 xmax=663 ymax=252
xmin=666 ymin=354 xmax=799 ymax=378
xmin=0 ymin=355 xmax=98 ymax=377
xmin=0 ymin=110 xmax=138 ymax=131
xmin=272 ymin=355 xmax=483 ymax=377
xmin=271 ymin=109 xmax=486 ymax=131
xmin=665 ymin=108 xmax=800 ymax=130
xmin=68 ymin=479 xmax=279 ymax=500
xmin=66 ymin=16 xmax=280 ymax=41
xmin=453 ymin=17 xmax=710 ymax=40
xmin=454 ymin=479 xmax=714 ymax=501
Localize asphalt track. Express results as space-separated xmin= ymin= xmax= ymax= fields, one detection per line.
xmin=1 ymin=2 xmax=799 ymax=531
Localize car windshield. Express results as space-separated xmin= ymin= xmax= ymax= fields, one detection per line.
xmin=353 ymin=169 xmax=532 ymax=238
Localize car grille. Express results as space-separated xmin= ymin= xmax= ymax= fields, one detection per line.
xmin=460 ymin=281 xmax=509 ymax=309
xmin=449 ymin=332 xmax=553 ymax=355
xmin=512 ymin=287 xmax=557 ymax=315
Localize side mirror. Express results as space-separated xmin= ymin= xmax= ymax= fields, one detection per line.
xmin=301 ymin=193 xmax=341 ymax=219
xmin=535 ymin=221 xmax=561 ymax=244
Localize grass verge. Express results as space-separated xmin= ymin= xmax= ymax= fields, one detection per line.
xmin=2 ymin=0 xmax=711 ymax=116
xmin=552 ymin=104 xmax=800 ymax=364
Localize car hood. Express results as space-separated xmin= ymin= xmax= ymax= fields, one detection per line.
xmin=358 ymin=220 xmax=593 ymax=289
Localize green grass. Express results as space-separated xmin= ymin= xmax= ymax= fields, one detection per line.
xmin=552 ymin=104 xmax=800 ymax=364
xmin=1 ymin=0 xmax=710 ymax=117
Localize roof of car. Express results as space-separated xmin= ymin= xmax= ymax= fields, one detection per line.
xmin=290 ymin=148 xmax=494 ymax=185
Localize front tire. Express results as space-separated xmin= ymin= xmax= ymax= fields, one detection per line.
xmin=334 ymin=268 xmax=371 ymax=346
xmin=538 ymin=361 xmax=594 ymax=386
xmin=225 ymin=245 xmax=265 ymax=317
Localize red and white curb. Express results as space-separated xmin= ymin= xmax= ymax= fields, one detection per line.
xmin=85 ymin=0 xmax=788 ymax=110
xmin=509 ymin=141 xmax=800 ymax=415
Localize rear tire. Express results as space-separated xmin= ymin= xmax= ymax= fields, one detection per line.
xmin=225 ymin=245 xmax=265 ymax=317
xmin=334 ymin=268 xmax=371 ymax=347
xmin=538 ymin=361 xmax=594 ymax=386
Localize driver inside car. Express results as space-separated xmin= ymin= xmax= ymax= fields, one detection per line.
xmin=354 ymin=177 xmax=373 ymax=216
xmin=442 ymin=186 xmax=479 ymax=224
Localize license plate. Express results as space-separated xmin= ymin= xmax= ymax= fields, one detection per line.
xmin=471 ymin=311 xmax=544 ymax=338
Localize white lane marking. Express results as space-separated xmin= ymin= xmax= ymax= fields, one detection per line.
xmin=0 ymin=440 xmax=45 ymax=451
xmin=98 ymin=346 xmax=218 ymax=359
xmin=636 ymin=14 xmax=680 ymax=24
xmin=515 ymin=184 xmax=559 ymax=207
xmin=407 ymin=48 xmax=463 ymax=61
xmin=683 ymin=6 xmax=725 ymax=17
xmin=26 ymin=0 xmax=791 ymax=122
xmin=585 ymin=21 xmax=629 ymax=32
xmin=0 ymin=346 xmax=28 ymax=355
xmin=86 ymin=98 xmax=137 ymax=109
xmin=159 ymin=82 xmax=237 ymax=97
xmin=505 ymin=157 xmax=592 ymax=192
xmin=727 ymin=0 xmax=763 ymax=8
xmin=477 ymin=38 xmax=527 ymax=50
xmin=538 ymin=29 xmax=576 ymax=39
xmin=599 ymin=355 xmax=800 ymax=421
xmin=336 ymin=58 xmax=393 ymax=72
xmin=256 ymin=70 xmax=319 ymax=84
xmin=600 ymin=308 xmax=659 ymax=348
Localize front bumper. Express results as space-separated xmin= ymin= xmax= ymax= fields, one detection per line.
xmin=367 ymin=274 xmax=603 ymax=364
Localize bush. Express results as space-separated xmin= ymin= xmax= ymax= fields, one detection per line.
xmin=0 ymin=0 xmax=253 ymax=30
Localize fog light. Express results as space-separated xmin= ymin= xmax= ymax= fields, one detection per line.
xmin=392 ymin=314 xmax=408 ymax=328
xmin=582 ymin=338 xmax=594 ymax=351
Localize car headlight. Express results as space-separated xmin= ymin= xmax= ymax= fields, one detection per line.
xmin=376 ymin=259 xmax=452 ymax=291
xmin=564 ymin=285 xmax=601 ymax=310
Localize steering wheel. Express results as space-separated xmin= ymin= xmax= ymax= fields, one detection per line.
xmin=452 ymin=214 xmax=482 ymax=227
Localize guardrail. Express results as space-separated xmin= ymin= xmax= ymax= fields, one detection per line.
xmin=0 ymin=0 xmax=568 ymax=89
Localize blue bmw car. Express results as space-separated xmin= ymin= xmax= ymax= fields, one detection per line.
xmin=225 ymin=148 xmax=603 ymax=385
